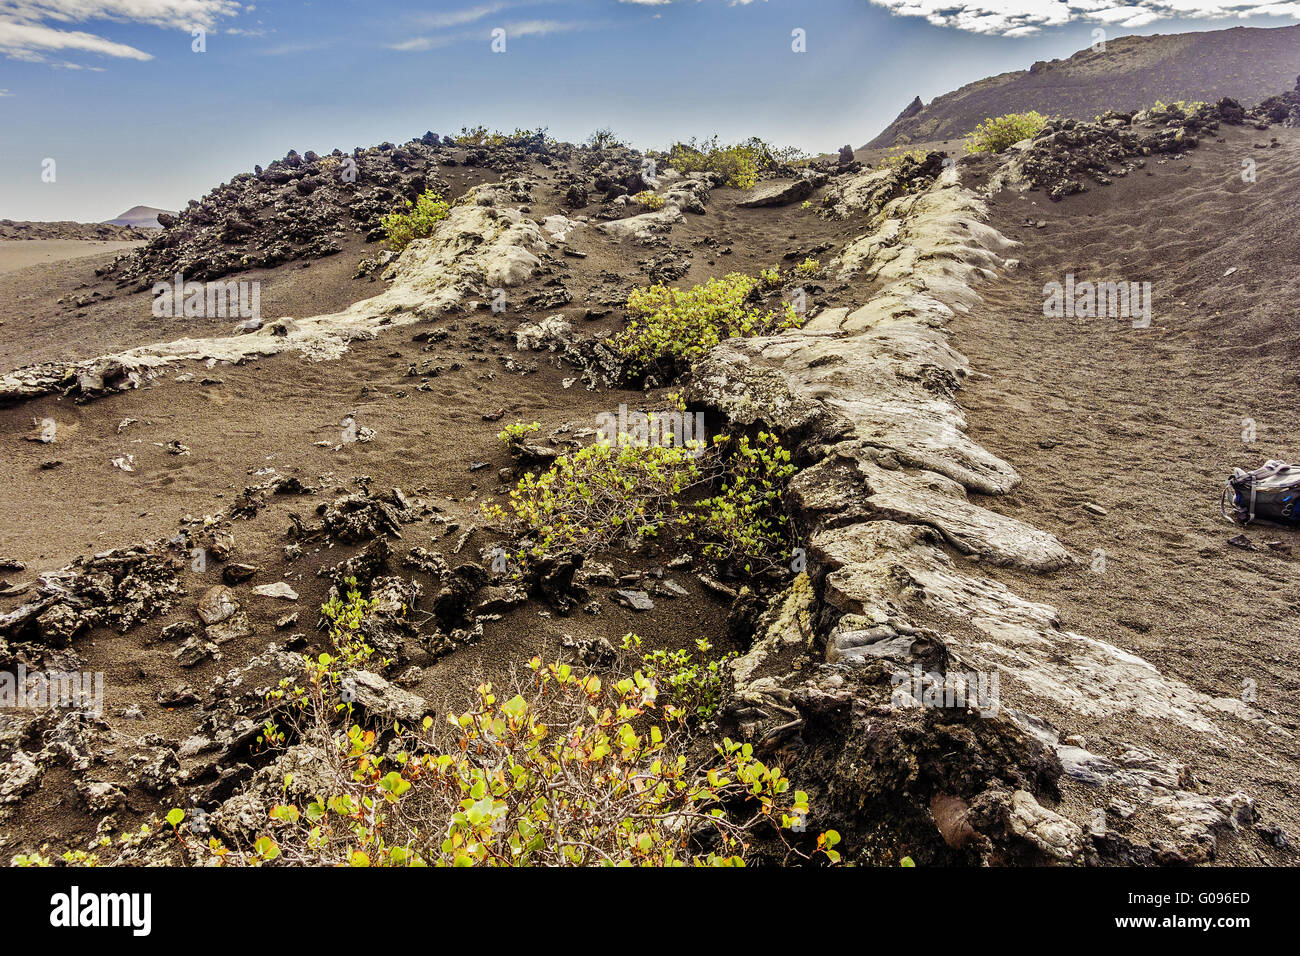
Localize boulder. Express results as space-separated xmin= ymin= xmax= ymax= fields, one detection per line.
xmin=737 ymin=177 xmax=815 ymax=208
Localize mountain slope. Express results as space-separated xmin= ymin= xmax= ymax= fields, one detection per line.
xmin=867 ymin=24 xmax=1300 ymax=147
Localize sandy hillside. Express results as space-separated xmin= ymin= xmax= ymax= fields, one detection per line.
xmin=952 ymin=123 xmax=1300 ymax=846
xmin=0 ymin=141 xmax=869 ymax=860
xmin=1 ymin=106 xmax=1296 ymax=868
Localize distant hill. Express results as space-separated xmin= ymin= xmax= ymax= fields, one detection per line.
xmin=104 ymin=206 xmax=172 ymax=229
xmin=867 ymin=24 xmax=1300 ymax=148
xmin=0 ymin=219 xmax=144 ymax=241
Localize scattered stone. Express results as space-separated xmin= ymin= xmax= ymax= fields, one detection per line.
xmin=205 ymin=611 xmax=253 ymax=644
xmin=560 ymin=634 xmax=617 ymax=666
xmin=197 ymin=586 xmax=239 ymax=624
xmin=174 ymin=636 xmax=220 ymax=667
xmin=576 ymin=562 xmax=618 ymax=587
xmin=222 ymin=563 xmax=260 ymax=584
xmin=341 ymin=670 xmax=428 ymax=723
xmin=737 ymin=176 xmax=816 ymax=209
xmin=475 ymin=585 xmax=528 ymax=615
xmin=515 ymin=315 xmax=574 ymax=352
xmin=320 ymin=492 xmax=404 ymax=543
xmin=156 ymin=684 xmax=199 ymax=707
xmin=159 ymin=620 xmax=199 ymax=642
xmin=697 ymin=574 xmax=739 ymax=600
xmin=252 ymin=582 xmax=299 ymax=601
xmin=77 ymin=780 xmax=126 ymax=812
xmin=611 ymin=589 xmax=655 ymax=612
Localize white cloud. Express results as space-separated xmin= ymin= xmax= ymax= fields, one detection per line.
xmin=391 ymin=15 xmax=603 ymax=51
xmin=504 ymin=17 xmax=595 ymax=36
xmin=868 ymin=0 xmax=1300 ymax=36
xmin=0 ymin=0 xmax=242 ymax=64
xmin=416 ymin=2 xmax=514 ymax=28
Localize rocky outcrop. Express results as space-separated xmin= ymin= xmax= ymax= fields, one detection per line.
xmin=98 ymin=138 xmax=535 ymax=286
xmin=0 ymin=220 xmax=144 ymax=241
xmin=736 ymin=174 xmax=818 ymax=209
xmin=992 ymin=94 xmax=1299 ymax=202
xmin=0 ymin=180 xmax=550 ymax=405
xmin=689 ymin=162 xmax=1277 ymax=865
xmin=0 ymin=543 xmax=183 ymax=657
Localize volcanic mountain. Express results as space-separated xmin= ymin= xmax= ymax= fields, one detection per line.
xmin=104 ymin=205 xmax=172 ymax=229
xmin=868 ymin=23 xmax=1300 ymax=147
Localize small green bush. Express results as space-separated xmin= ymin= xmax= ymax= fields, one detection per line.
xmin=455 ymin=125 xmax=549 ymax=148
xmin=497 ymin=420 xmax=541 ymax=447
xmin=877 ymin=147 xmax=929 ymax=170
xmin=176 ymin=656 xmax=839 ymax=866
xmin=967 ymin=111 xmax=1045 ymax=153
xmin=632 ymin=190 xmax=666 ymax=210
xmin=692 ymin=432 xmax=796 ymax=572
xmin=320 ymin=576 xmax=384 ymax=669
xmin=483 ymin=429 xmax=796 ymax=574
xmin=964 ymin=112 xmax=1048 ymax=153
xmin=381 ymin=189 xmax=450 ymax=252
xmin=483 ymin=434 xmax=708 ymax=562
xmin=612 ymin=272 xmax=803 ymax=373
xmin=624 ymin=634 xmax=735 ymax=723
xmin=586 ymin=127 xmax=622 ymax=149
xmin=666 ymin=136 xmax=807 ymax=189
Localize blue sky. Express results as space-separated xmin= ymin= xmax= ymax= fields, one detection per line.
xmin=2 ymin=0 xmax=1299 ymax=222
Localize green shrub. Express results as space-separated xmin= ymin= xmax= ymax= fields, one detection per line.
xmin=666 ymin=136 xmax=807 ymax=189
xmin=964 ymin=112 xmax=1048 ymax=153
xmin=320 ymin=576 xmax=382 ymax=669
xmin=586 ymin=127 xmax=622 ymax=149
xmin=497 ymin=420 xmax=541 ymax=448
xmin=877 ymin=147 xmax=929 ymax=169
xmin=176 ymin=656 xmax=838 ymax=866
xmin=624 ymin=634 xmax=735 ymax=723
xmin=692 ymin=432 xmax=796 ymax=573
xmin=612 ymin=272 xmax=802 ymax=374
xmin=381 ymin=189 xmax=450 ymax=252
xmin=483 ymin=434 xmax=708 ymax=562
xmin=483 ymin=429 xmax=796 ymax=574
xmin=455 ymin=125 xmax=549 ymax=148
xmin=632 ymin=190 xmax=666 ymax=210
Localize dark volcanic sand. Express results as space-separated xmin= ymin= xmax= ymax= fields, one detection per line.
xmin=951 ymin=124 xmax=1300 ymax=855
xmin=0 ymin=154 xmax=860 ymax=856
